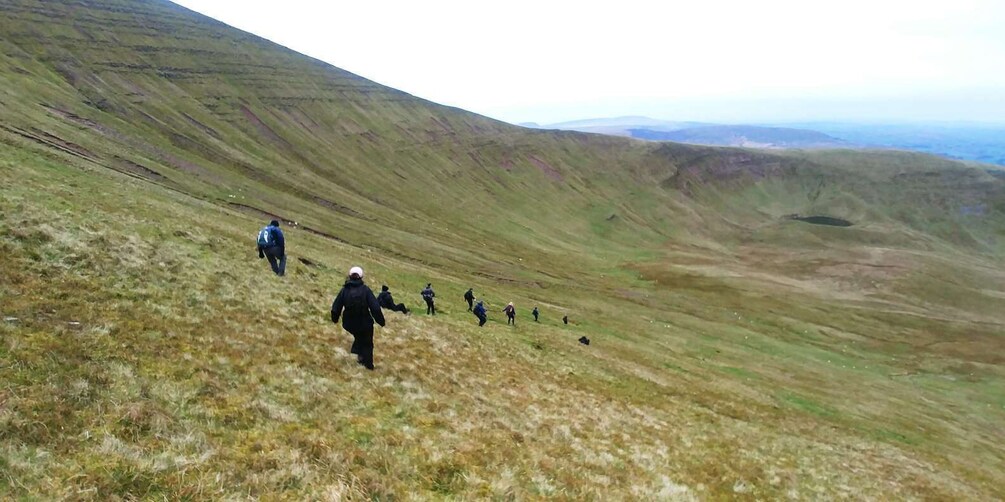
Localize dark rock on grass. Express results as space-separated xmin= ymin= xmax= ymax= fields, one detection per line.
xmin=785 ymin=215 xmax=854 ymax=227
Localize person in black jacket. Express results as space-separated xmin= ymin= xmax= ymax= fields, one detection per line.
xmin=330 ymin=266 xmax=385 ymax=370
xmin=377 ymin=285 xmax=409 ymax=315
xmin=257 ymin=220 xmax=286 ymax=276
xmin=532 ymin=307 xmax=539 ymax=322
xmin=464 ymin=288 xmax=475 ymax=311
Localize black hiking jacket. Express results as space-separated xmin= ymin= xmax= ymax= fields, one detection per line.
xmin=464 ymin=289 xmax=474 ymax=301
xmin=377 ymin=290 xmax=396 ymax=308
xmin=331 ymin=279 xmax=385 ymax=334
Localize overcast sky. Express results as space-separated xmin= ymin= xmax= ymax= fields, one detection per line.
xmin=170 ymin=0 xmax=1005 ymax=125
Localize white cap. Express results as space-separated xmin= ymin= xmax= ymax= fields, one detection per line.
xmin=349 ymin=266 xmax=364 ymax=279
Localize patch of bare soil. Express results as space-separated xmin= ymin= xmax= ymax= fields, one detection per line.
xmin=0 ymin=124 xmax=98 ymax=161
xmin=111 ymin=156 xmax=169 ymax=182
xmin=529 ymin=155 xmax=564 ymax=181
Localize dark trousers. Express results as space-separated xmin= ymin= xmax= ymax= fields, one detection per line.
xmin=385 ymin=303 xmax=408 ymax=314
xmin=466 ymin=298 xmax=473 ymax=311
xmin=424 ymin=298 xmax=435 ymax=315
xmin=533 ymin=314 xmax=539 ymax=322
xmin=349 ymin=326 xmax=374 ymax=367
xmin=477 ymin=314 xmax=487 ymax=326
xmin=264 ymin=247 xmax=286 ymax=276
xmin=507 ymin=314 xmax=515 ymax=325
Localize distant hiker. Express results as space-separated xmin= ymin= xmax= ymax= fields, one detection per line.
xmin=421 ymin=283 xmax=436 ymax=315
xmin=473 ymin=300 xmax=487 ymax=327
xmin=563 ymin=315 xmax=569 ymax=325
xmin=464 ymin=288 xmax=475 ymax=311
xmin=578 ymin=336 xmax=590 ymax=346
xmin=532 ymin=307 xmax=539 ymax=322
xmin=257 ymin=220 xmax=286 ymax=276
xmin=330 ymin=266 xmax=385 ymax=370
xmin=377 ymin=285 xmax=409 ymax=315
xmin=504 ymin=302 xmax=516 ymax=325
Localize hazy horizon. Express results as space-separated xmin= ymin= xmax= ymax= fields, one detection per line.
xmin=518 ymin=95 xmax=1005 ymax=128
xmin=170 ymin=0 xmax=1005 ymax=126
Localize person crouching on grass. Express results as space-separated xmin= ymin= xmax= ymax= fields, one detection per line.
xmin=377 ymin=285 xmax=409 ymax=315
xmin=331 ymin=266 xmax=385 ymax=370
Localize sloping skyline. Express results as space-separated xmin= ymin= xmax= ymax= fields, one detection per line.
xmin=171 ymin=0 xmax=1005 ymax=124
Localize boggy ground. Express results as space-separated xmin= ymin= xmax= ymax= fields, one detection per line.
xmin=2 ymin=141 xmax=1004 ymax=499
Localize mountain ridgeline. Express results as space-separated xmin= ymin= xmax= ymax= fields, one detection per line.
xmin=2 ymin=0 xmax=1005 ymax=499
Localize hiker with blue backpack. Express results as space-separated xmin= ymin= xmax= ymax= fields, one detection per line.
xmin=257 ymin=220 xmax=286 ymax=276
xmin=473 ymin=300 xmax=487 ymax=326
xmin=421 ymin=283 xmax=436 ymax=315
xmin=331 ymin=266 xmax=385 ymax=370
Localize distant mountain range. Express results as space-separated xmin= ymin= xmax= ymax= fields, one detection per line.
xmin=520 ymin=116 xmax=709 ymax=137
xmin=524 ymin=117 xmax=1005 ymax=165
xmin=628 ymin=125 xmax=846 ymax=148
xmin=786 ymin=122 xmax=1005 ymax=166
xmin=521 ymin=117 xmax=846 ymax=149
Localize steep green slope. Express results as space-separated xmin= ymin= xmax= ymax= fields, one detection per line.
xmin=2 ymin=0 xmax=1005 ymax=499
xmin=0 ymin=0 xmax=675 ymax=275
xmin=1 ymin=0 xmax=1002 ymax=264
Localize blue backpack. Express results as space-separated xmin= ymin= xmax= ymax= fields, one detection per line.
xmin=257 ymin=226 xmax=276 ymax=248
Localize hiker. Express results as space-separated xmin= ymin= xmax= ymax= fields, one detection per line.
xmin=532 ymin=307 xmax=539 ymax=322
xmin=563 ymin=315 xmax=569 ymax=325
xmin=464 ymin=288 xmax=475 ymax=311
xmin=473 ymin=300 xmax=487 ymax=327
xmin=257 ymin=220 xmax=286 ymax=276
xmin=377 ymin=285 xmax=409 ymax=315
xmin=421 ymin=283 xmax=436 ymax=315
xmin=579 ymin=336 xmax=590 ymax=345
xmin=330 ymin=266 xmax=385 ymax=370
xmin=503 ymin=302 xmax=516 ymax=325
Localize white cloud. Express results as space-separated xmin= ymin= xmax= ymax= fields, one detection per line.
xmin=171 ymin=0 xmax=1005 ymax=123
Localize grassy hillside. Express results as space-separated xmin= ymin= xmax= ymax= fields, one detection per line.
xmin=2 ymin=0 xmax=1005 ymax=499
